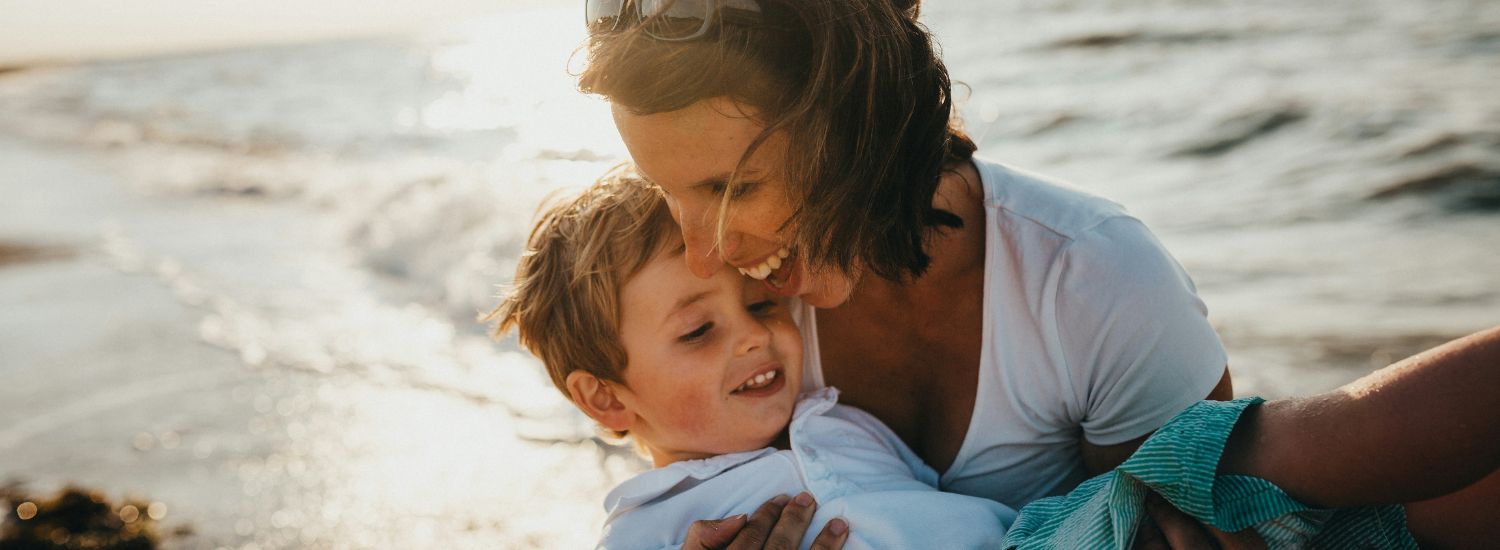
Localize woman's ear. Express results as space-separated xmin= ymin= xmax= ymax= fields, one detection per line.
xmin=566 ymin=370 xmax=633 ymax=433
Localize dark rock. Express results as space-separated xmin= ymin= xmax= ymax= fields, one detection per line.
xmin=0 ymin=484 xmax=162 ymax=549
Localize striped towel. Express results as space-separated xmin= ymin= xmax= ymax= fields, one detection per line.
xmin=1005 ymin=398 xmax=1416 ymax=549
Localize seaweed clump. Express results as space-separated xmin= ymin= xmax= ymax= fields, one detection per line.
xmin=0 ymin=484 xmax=160 ymax=550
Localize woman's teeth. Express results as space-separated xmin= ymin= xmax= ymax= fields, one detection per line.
xmin=734 ymin=369 xmax=779 ymax=393
xmin=738 ymin=248 xmax=791 ymax=281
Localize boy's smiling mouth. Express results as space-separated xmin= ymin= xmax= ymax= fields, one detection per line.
xmin=731 ymin=367 xmax=785 ymax=396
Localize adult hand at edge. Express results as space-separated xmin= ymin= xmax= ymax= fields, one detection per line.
xmin=681 ymin=493 xmax=849 ymax=550
xmin=1135 ymin=490 xmax=1266 ymax=550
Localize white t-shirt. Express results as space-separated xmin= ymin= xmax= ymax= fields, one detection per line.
xmin=795 ymin=158 xmax=1227 ymax=510
xmin=598 ymin=388 xmax=1017 ymax=550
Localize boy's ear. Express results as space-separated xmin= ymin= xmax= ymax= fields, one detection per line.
xmin=566 ymin=370 xmax=633 ymax=433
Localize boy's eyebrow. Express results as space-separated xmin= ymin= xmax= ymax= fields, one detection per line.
xmin=666 ymin=290 xmax=714 ymax=321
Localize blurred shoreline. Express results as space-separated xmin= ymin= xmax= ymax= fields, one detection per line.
xmin=0 ymin=0 xmax=558 ymax=67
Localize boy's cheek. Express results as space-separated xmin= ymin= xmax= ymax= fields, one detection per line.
xmin=660 ymin=394 xmax=719 ymax=433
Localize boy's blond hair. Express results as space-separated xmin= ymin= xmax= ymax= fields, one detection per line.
xmin=486 ymin=167 xmax=675 ymax=436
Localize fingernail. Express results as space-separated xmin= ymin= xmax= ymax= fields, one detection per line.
xmin=828 ymin=518 xmax=848 ymax=536
xmin=770 ymin=494 xmax=791 ymax=505
xmin=794 ymin=492 xmax=814 ymax=507
xmin=715 ymin=515 xmax=746 ymax=531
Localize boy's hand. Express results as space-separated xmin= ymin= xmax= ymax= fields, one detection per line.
xmin=681 ymin=493 xmax=849 ymax=550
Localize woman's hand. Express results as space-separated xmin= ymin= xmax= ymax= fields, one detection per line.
xmin=681 ymin=493 xmax=849 ymax=550
xmin=1133 ymin=491 xmax=1265 ymax=550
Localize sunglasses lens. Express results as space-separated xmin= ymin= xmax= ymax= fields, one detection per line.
xmin=639 ymin=0 xmax=710 ymax=18
xmin=585 ymin=0 xmax=626 ymax=28
xmin=638 ymin=0 xmax=713 ymax=40
xmin=585 ymin=0 xmax=760 ymax=40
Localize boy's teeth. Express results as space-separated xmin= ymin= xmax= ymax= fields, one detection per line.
xmin=735 ymin=370 xmax=779 ymax=392
xmin=738 ymin=248 xmax=792 ymax=281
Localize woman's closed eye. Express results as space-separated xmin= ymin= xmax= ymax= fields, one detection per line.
xmin=679 ymin=322 xmax=714 ymax=343
xmin=709 ymin=180 xmax=757 ymax=200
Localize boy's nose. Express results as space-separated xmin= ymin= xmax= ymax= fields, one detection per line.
xmin=735 ymin=317 xmax=772 ymax=356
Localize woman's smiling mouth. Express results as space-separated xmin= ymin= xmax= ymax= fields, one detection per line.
xmin=737 ymin=247 xmax=790 ymax=281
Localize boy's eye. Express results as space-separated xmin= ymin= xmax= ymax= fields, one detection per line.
xmin=679 ymin=322 xmax=713 ymax=342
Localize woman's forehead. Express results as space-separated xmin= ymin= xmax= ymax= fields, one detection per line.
xmin=614 ymin=101 xmax=786 ymax=189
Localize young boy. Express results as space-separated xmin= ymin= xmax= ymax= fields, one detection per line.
xmin=487 ymin=173 xmax=1017 ymax=549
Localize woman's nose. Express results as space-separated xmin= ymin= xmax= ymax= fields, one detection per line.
xmin=676 ymin=203 xmax=727 ymax=278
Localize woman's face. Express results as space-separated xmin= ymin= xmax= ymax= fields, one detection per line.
xmin=613 ymin=98 xmax=857 ymax=308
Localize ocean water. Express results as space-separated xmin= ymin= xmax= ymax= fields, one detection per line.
xmin=0 ymin=1 xmax=1497 ymax=548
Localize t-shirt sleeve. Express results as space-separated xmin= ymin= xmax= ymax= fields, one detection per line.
xmin=1052 ymin=216 xmax=1228 ymax=446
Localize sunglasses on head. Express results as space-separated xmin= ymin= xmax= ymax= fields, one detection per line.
xmin=585 ymin=0 xmax=763 ymax=41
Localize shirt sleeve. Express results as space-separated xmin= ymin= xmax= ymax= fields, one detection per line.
xmin=1052 ymin=216 xmax=1228 ymax=446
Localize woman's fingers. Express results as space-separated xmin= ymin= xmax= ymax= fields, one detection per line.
xmin=757 ymin=492 xmax=819 ymax=550
xmin=1132 ymin=510 xmax=1171 ymax=550
xmin=806 ymin=517 xmax=850 ymax=550
xmin=723 ymin=494 xmax=792 ymax=550
xmin=682 ymin=514 xmax=750 ymax=549
xmin=1206 ymin=525 xmax=1268 ymax=550
xmin=688 ymin=493 xmax=844 ymax=550
xmin=1144 ymin=491 xmax=1216 ymax=549
xmin=1142 ymin=490 xmax=1269 ymax=550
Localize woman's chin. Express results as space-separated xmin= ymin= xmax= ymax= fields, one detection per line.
xmin=800 ymin=288 xmax=852 ymax=309
xmin=798 ymin=274 xmax=855 ymax=308
xmin=763 ymin=254 xmax=856 ymax=307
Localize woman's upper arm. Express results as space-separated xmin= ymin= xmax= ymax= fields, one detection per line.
xmin=1052 ymin=216 xmax=1228 ymax=448
xmin=1080 ymin=368 xmax=1233 ymax=474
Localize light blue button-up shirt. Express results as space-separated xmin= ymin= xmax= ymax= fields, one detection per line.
xmin=598 ymin=388 xmax=1018 ymax=549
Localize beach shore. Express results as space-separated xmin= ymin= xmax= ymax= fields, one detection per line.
xmin=0 ymin=134 xmax=629 ymax=548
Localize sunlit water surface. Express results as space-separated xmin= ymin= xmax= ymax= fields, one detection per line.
xmin=0 ymin=1 xmax=1497 ymax=547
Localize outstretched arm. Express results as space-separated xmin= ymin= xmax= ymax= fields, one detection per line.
xmin=1218 ymin=325 xmax=1500 ymax=508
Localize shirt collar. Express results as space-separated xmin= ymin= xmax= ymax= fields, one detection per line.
xmin=602 ymin=388 xmax=843 ymax=520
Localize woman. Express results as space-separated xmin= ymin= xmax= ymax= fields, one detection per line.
xmin=576 ymin=2 xmax=1500 ymax=548
xmin=580 ymin=0 xmax=1231 ymax=546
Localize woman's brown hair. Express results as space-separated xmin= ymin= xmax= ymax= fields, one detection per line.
xmin=580 ymin=0 xmax=975 ymax=281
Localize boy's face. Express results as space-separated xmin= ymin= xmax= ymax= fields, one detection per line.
xmin=614 ymin=244 xmax=803 ymax=467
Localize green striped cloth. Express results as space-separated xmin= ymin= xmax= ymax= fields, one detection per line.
xmin=1004 ymin=398 xmax=1417 ymax=549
